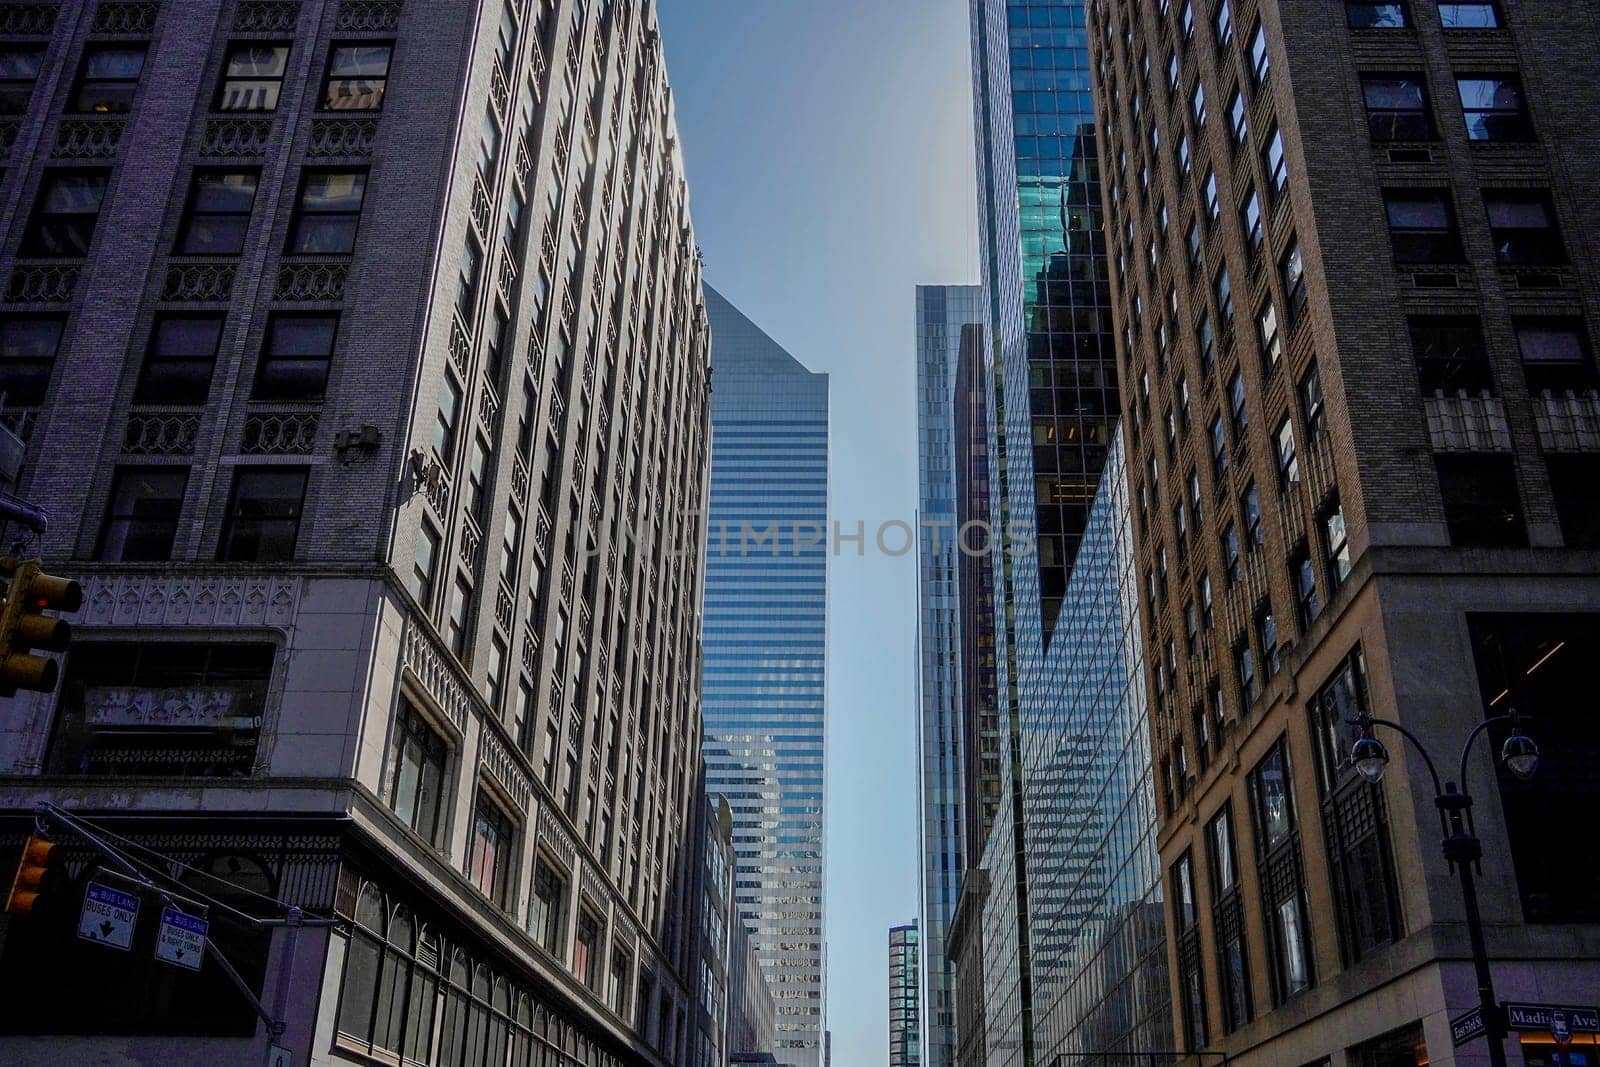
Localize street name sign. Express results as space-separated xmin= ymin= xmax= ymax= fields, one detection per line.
xmin=1504 ymin=1002 xmax=1600 ymax=1034
xmin=77 ymin=881 xmax=139 ymax=950
xmin=1452 ymin=1006 xmax=1488 ymax=1047
xmin=154 ymin=906 xmax=208 ymax=971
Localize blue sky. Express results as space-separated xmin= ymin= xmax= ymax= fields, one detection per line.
xmin=657 ymin=1 xmax=978 ymax=1062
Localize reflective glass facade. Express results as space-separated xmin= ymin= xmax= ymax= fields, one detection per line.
xmin=915 ymin=284 xmax=984 ymax=1067
xmin=703 ymin=285 xmax=829 ymax=1067
xmin=890 ymin=922 xmax=923 ymax=1067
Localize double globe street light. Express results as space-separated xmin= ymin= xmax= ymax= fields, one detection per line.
xmin=1347 ymin=709 xmax=1540 ymax=1067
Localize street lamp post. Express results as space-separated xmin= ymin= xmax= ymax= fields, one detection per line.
xmin=1348 ymin=711 xmax=1540 ymax=1067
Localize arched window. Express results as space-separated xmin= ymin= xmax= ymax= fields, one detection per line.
xmin=372 ymin=905 xmax=413 ymax=1053
xmin=509 ymin=993 xmax=534 ymax=1067
xmin=405 ymin=926 xmax=441 ymax=1064
xmin=438 ymin=948 xmax=471 ymax=1065
xmin=465 ymin=962 xmax=492 ymax=1064
xmin=336 ymin=884 xmax=386 ymax=1045
xmin=487 ymin=977 xmax=511 ymax=1065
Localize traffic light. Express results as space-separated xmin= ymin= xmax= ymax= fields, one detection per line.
xmin=4 ymin=835 xmax=58 ymax=915
xmin=0 ymin=558 xmax=82 ymax=697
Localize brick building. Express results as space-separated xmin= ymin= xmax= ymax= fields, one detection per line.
xmin=0 ymin=0 xmax=713 ymax=1064
xmin=1088 ymin=0 xmax=1600 ymax=1062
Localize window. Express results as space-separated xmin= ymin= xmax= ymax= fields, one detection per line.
xmin=1223 ymin=522 xmax=1241 ymax=582
xmin=1249 ymin=21 xmax=1269 ymax=85
xmin=1197 ymin=314 xmax=1215 ymax=375
xmin=573 ymin=907 xmax=602 ymax=988
xmin=1362 ymin=74 xmax=1433 ymax=140
xmin=1177 ymin=131 xmax=1192 ymax=176
xmin=388 ymin=698 xmax=448 ymax=846
xmin=1485 ymin=191 xmax=1565 ymax=265
xmin=1275 ymin=416 xmax=1299 ymax=490
xmin=528 ymin=858 xmax=567 ymax=956
xmin=1204 ymin=168 xmax=1220 ymax=223
xmin=1249 ymin=739 xmax=1313 ymax=1002
xmin=1172 ymin=852 xmax=1208 ymax=1051
xmin=608 ymin=948 xmax=631 ymax=1015
xmin=1242 ymin=482 xmax=1264 ymax=547
xmin=1226 ymin=88 xmax=1248 ymax=147
xmin=1291 ymin=546 xmax=1320 ymax=628
xmin=1439 ymin=1 xmax=1500 ymax=28
xmin=409 ymin=520 xmax=440 ymax=605
xmin=1300 ymin=363 xmax=1326 ymax=438
xmin=494 ymin=0 xmax=519 ymax=69
xmin=136 ymin=315 xmax=222 ymax=405
xmin=71 ymin=43 xmax=146 ymax=113
xmin=1351 ymin=1023 xmax=1428 ymax=1067
xmin=433 ymin=374 xmax=462 ymax=463
xmin=97 ymin=466 xmax=188 ymax=561
xmin=1409 ymin=315 xmax=1492 ymax=393
xmin=1191 ymin=81 xmax=1207 ymax=128
xmin=1228 ymin=371 xmax=1248 ymax=435
xmin=465 ymin=435 xmax=490 ymax=522
xmin=1546 ymin=456 xmax=1600 ymax=549
xmin=1436 ymin=455 xmax=1526 ymax=547
xmin=467 ymin=792 xmax=515 ymax=907
xmin=1323 ymin=501 xmax=1352 ymax=588
xmin=0 ymin=316 xmax=63 ymax=407
xmin=1168 ymin=52 xmax=1180 ymax=92
xmin=1240 ymin=191 xmax=1263 ymax=260
xmin=218 ymin=467 xmax=307 ymax=562
xmin=1185 ymin=218 xmax=1203 ymax=273
xmin=1210 ymin=415 xmax=1229 ymax=479
xmin=1257 ymin=604 xmax=1279 ymax=676
xmin=334 ymin=888 xmax=436 ymax=1059
xmin=177 ymin=171 xmax=259 ymax=255
xmin=1200 ymin=573 xmax=1215 ymax=628
xmin=1515 ymin=318 xmax=1595 ymax=392
xmin=0 ymin=46 xmax=45 ymax=114
xmin=1208 ymin=805 xmax=1239 ymax=895
xmin=22 ymin=170 xmax=109 ymax=257
xmin=1383 ymin=189 xmax=1461 ymax=263
xmin=254 ymin=315 xmax=337 ymax=401
xmin=1207 ymin=803 xmax=1252 ymax=1032
xmin=1457 ymin=75 xmax=1531 ymax=141
xmin=1214 ymin=0 xmax=1234 ymax=45
xmin=1181 ymin=0 xmax=1195 ymax=38
xmin=456 ymin=237 xmax=482 ymax=321
xmin=322 ymin=43 xmax=392 ymax=111
xmin=1215 ymin=268 xmax=1233 ymax=326
xmin=1346 ymin=2 xmax=1409 ymax=28
xmin=216 ymin=43 xmax=289 ymax=112
xmin=446 ymin=576 xmax=472 ymax=657
xmin=477 ymin=110 xmax=503 ymax=181
xmin=499 ymin=509 xmax=521 ymax=586
xmin=1258 ymin=301 xmax=1281 ymax=372
xmin=484 ymin=635 xmax=507 ymax=710
xmin=1307 ymin=650 xmax=1406 ymax=963
xmin=1235 ymin=636 xmax=1256 ymax=708
xmin=288 ymin=170 xmax=367 ymax=255
xmin=1263 ymin=125 xmax=1287 ymax=197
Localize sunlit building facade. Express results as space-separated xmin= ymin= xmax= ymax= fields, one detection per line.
xmin=890 ymin=921 xmax=923 ymax=1067
xmin=702 ymin=284 xmax=829 ymax=1067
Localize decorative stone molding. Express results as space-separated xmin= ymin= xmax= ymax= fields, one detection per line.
xmin=79 ymin=574 xmax=301 ymax=631
xmin=5 ymin=264 xmax=78 ymax=304
xmin=233 ymin=0 xmax=298 ymax=33
xmin=307 ymin=117 xmax=377 ymax=158
xmin=536 ymin=805 xmax=576 ymax=869
xmin=122 ymin=412 xmax=200 ymax=455
xmin=162 ymin=262 xmax=235 ymax=303
xmin=50 ymin=119 xmax=123 ymax=159
xmin=335 ymin=0 xmax=400 ymax=32
xmin=92 ymin=0 xmax=159 ymax=34
xmin=1533 ymin=390 xmax=1600 ymax=452
xmin=401 ymin=617 xmax=469 ymax=731
xmin=448 ymin=313 xmax=472 ymax=377
xmin=478 ymin=723 xmax=531 ymax=812
xmin=1424 ymin=392 xmax=1513 ymax=453
xmin=274 ymin=261 xmax=347 ymax=301
xmin=459 ymin=522 xmax=482 ymax=568
xmin=469 ymin=173 xmax=492 ymax=241
xmin=0 ymin=409 xmax=37 ymax=442
xmin=495 ymin=582 xmax=514 ymax=632
xmin=242 ymin=411 xmax=318 ymax=454
xmin=201 ymin=116 xmax=273 ymax=158
xmin=0 ymin=3 xmax=58 ymax=35
xmin=510 ymin=454 xmax=529 ymax=507
xmin=478 ymin=381 xmax=499 ymax=429
xmin=519 ymin=624 xmax=538 ymax=673
xmin=489 ymin=60 xmax=510 ymax=120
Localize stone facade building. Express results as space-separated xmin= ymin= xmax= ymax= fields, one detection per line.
xmin=0 ymin=0 xmax=713 ymax=1064
xmin=1088 ymin=0 xmax=1600 ymax=1062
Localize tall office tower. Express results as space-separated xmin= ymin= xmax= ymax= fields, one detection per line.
xmin=702 ymin=284 xmax=829 ymax=1067
xmin=889 ymin=921 xmax=923 ymax=1067
xmin=914 ymin=283 xmax=983 ymax=1067
xmin=964 ymin=1 xmax=1121 ymax=1061
xmin=0 ymin=1 xmax=713 ymax=1065
xmin=1087 ymin=0 xmax=1600 ymax=1062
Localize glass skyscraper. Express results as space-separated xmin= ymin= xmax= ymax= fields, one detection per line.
xmin=915 ymin=285 xmax=985 ymax=1067
xmin=702 ymin=285 xmax=829 ymax=1067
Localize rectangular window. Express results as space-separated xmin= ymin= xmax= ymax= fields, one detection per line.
xmin=1249 ymin=22 xmax=1269 ymax=85
xmin=136 ymin=315 xmax=223 ymax=405
xmin=1362 ymin=73 xmax=1433 ymax=140
xmin=1263 ymin=126 xmax=1287 ymax=198
xmin=71 ymin=43 xmax=146 ymax=113
xmin=500 ymin=509 xmax=521 ymax=585
xmin=1323 ymin=501 xmax=1353 ymax=588
xmin=1186 ymin=218 xmax=1203 ymax=273
xmin=97 ymin=466 xmax=188 ymax=562
xmin=388 ymin=698 xmax=449 ymax=846
xmin=1300 ymin=362 xmax=1327 ymax=438
xmin=467 ymin=792 xmax=515 ymax=907
xmin=485 ymin=634 xmax=507 ymax=710
xmin=1351 ymin=1024 xmax=1427 ymax=1067
xmin=1241 ymin=190 xmax=1263 ymax=258
xmin=1242 ymin=482 xmax=1264 ymax=547
xmin=1191 ymin=81 xmax=1207 ymax=128
xmin=1440 ymin=2 xmax=1500 ymax=28
xmin=1409 ymin=315 xmax=1492 ymax=393
xmin=217 ymin=467 xmax=308 ymax=562
xmin=1214 ymin=0 xmax=1234 ymax=45
xmin=1223 ymin=522 xmax=1241 ymax=583
xmin=528 ymin=857 xmax=567 ymax=956
xmin=1249 ymin=739 xmax=1313 ymax=1002
xmin=433 ymin=374 xmax=462 ymax=463
xmin=1256 ymin=603 xmax=1279 ymax=676
xmin=1204 ymin=168 xmax=1220 ymax=223
xmin=456 ymin=236 xmax=483 ymax=321
xmin=465 ymin=435 xmax=490 ymax=522
xmin=1210 ymin=415 xmax=1229 ymax=480
xmin=446 ymin=575 xmax=472 ymax=658
xmin=216 ymin=42 xmax=289 ymax=112
xmin=1485 ymin=191 xmax=1565 ymax=265
xmin=1215 ymin=268 xmax=1233 ymax=326
xmin=1207 ymin=802 xmax=1252 ymax=1033
xmin=1258 ymin=301 xmax=1281 ymax=371
xmin=1457 ymin=75 xmax=1531 ymax=141
xmin=1235 ymin=637 xmax=1256 ymax=706
xmin=22 ymin=170 xmax=109 ymax=257
xmin=1207 ymin=805 xmax=1238 ymax=896
xmin=1228 ymin=371 xmax=1248 ymax=435
xmin=1383 ymin=189 xmax=1461 ymax=263
xmin=254 ymin=314 xmax=337 ymax=401
xmin=1436 ymin=455 xmax=1526 ymax=547
xmin=322 ymin=42 xmax=392 ymax=111
xmin=288 ymin=169 xmax=367 ymax=255
xmin=0 ymin=46 xmax=45 ymax=115
xmin=1291 ymin=547 xmax=1320 ymax=629
xmin=1346 ymin=2 xmax=1409 ymax=27
xmin=409 ymin=519 xmax=440 ymax=605
xmin=0 ymin=315 xmax=63 ymax=407
xmin=1515 ymin=318 xmax=1595 ymax=392
xmin=1181 ymin=0 xmax=1195 ymax=38
xmin=574 ymin=907 xmax=603 ymax=988
xmin=1275 ymin=416 xmax=1299 ymax=490
xmin=1172 ymin=851 xmax=1208 ymax=1051
xmin=1197 ymin=314 xmax=1215 ymax=375
xmin=177 ymin=171 xmax=259 ymax=255
xmin=1227 ymin=87 xmax=1247 ymax=145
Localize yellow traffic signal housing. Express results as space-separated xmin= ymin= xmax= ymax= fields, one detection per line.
xmin=4 ymin=835 xmax=58 ymax=915
xmin=0 ymin=558 xmax=82 ymax=697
